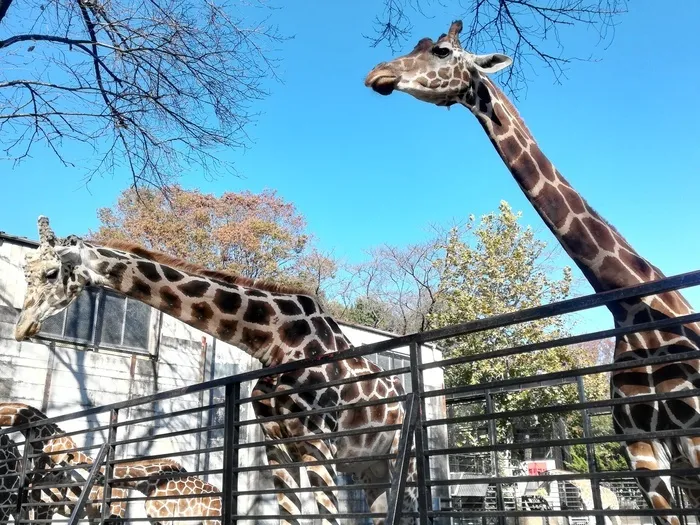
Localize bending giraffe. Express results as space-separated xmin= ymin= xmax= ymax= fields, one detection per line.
xmin=365 ymin=20 xmax=700 ymax=525
xmin=13 ymin=218 xmax=418 ymax=525
xmin=0 ymin=403 xmax=128 ymax=523
xmin=108 ymin=458 xmax=222 ymax=525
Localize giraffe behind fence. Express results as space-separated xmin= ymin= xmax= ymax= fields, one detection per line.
xmin=0 ymin=402 xmax=127 ymax=522
xmin=14 ymin=221 xmax=419 ymax=524
xmin=365 ymin=19 xmax=700 ymax=525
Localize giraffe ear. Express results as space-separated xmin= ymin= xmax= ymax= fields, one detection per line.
xmin=473 ymin=53 xmax=513 ymax=74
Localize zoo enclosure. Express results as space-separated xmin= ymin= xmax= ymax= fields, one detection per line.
xmin=2 ymin=269 xmax=700 ymax=525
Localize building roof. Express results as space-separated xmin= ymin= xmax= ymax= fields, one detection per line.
xmin=0 ymin=231 xmax=39 ymax=248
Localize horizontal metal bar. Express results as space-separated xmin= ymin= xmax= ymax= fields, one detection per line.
xmin=430 ymin=425 xmax=700 ymax=456
xmin=114 ymin=401 xmax=224 ymax=428
xmin=421 ymin=310 xmax=700 ymax=372
xmin=109 ymin=446 xmax=224 ymax=464
xmin=232 ymin=422 xmax=403 ymax=449
xmin=231 ymin=452 xmax=397 ymax=474
xmin=107 ymin=468 xmax=224 ymax=483
xmin=236 ymin=366 xmax=411 ymax=406
xmin=427 ymin=466 xmax=700 ymax=487
xmin=429 ymin=509 xmax=700 ymax=518
xmin=109 ymin=423 xmax=223 ymax=447
xmin=236 ymin=393 xmax=409 ymax=427
xmin=427 ymin=386 xmax=700 ymax=428
xmin=106 ymin=481 xmax=393 ymax=503
xmin=430 ymin=347 xmax=700 ymax=400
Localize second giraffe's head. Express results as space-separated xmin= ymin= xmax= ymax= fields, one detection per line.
xmin=364 ymin=20 xmax=512 ymax=107
xmin=15 ymin=217 xmax=91 ymax=341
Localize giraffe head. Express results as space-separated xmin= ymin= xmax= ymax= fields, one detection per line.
xmin=364 ymin=20 xmax=512 ymax=107
xmin=15 ymin=217 xmax=91 ymax=341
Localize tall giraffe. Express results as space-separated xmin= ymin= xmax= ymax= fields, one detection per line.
xmin=365 ymin=20 xmax=700 ymax=525
xmin=13 ymin=217 xmax=418 ymax=525
xmin=110 ymin=459 xmax=222 ymax=525
xmin=0 ymin=403 xmax=128 ymax=522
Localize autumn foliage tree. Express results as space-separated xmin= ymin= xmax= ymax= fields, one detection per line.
xmin=90 ymin=185 xmax=334 ymax=284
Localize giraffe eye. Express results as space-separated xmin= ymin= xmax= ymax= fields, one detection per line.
xmin=432 ymin=46 xmax=451 ymax=59
xmin=45 ymin=269 xmax=59 ymax=280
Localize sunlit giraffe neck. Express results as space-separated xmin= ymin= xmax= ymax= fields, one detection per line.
xmin=366 ymin=19 xmax=700 ymax=524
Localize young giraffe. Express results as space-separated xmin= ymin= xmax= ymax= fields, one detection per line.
xmin=0 ymin=403 xmax=128 ymax=522
xmin=365 ymin=20 xmax=700 ymax=525
xmin=110 ymin=458 xmax=222 ymax=525
xmin=14 ymin=217 xmax=418 ymax=525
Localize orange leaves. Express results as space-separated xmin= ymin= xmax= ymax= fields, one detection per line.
xmin=90 ymin=185 xmax=311 ymax=281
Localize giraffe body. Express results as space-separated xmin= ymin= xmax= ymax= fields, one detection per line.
xmin=0 ymin=403 xmax=128 ymax=522
xmin=14 ymin=222 xmax=418 ymax=524
xmin=111 ymin=459 xmax=222 ymax=525
xmin=365 ymin=20 xmax=700 ymax=525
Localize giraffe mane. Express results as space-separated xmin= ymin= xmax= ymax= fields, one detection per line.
xmin=100 ymin=240 xmax=314 ymax=296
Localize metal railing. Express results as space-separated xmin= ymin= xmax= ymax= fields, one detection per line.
xmin=1 ymin=268 xmax=699 ymax=525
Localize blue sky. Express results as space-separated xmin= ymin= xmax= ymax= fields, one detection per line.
xmin=2 ymin=3 xmax=699 ymax=332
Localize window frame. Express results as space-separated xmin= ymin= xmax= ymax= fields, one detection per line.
xmin=36 ymin=287 xmax=160 ymax=357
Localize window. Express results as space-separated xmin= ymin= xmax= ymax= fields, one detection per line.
xmin=367 ymin=351 xmax=412 ymax=393
xmin=39 ymin=287 xmax=155 ymax=353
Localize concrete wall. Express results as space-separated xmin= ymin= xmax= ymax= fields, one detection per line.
xmin=0 ymin=234 xmax=448 ymax=523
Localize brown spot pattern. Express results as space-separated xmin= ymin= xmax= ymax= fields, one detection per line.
xmin=159 ymin=287 xmax=182 ymax=317
xmin=240 ymin=327 xmax=272 ymax=350
xmin=562 ymin=218 xmax=598 ymax=261
xmin=191 ymin=301 xmax=214 ymax=323
xmin=278 ymin=320 xmax=311 ymax=347
xmin=217 ymin=319 xmax=238 ymax=340
xmin=129 ymin=277 xmax=151 ymax=300
xmin=243 ymin=299 xmax=275 ymax=325
xmin=213 ymin=289 xmax=242 ymax=315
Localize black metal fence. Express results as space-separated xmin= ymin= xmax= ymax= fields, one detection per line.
xmin=2 ymin=269 xmax=700 ymax=525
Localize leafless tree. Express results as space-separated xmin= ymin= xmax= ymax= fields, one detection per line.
xmin=0 ymin=0 xmax=282 ymax=188
xmin=368 ymin=0 xmax=628 ymax=93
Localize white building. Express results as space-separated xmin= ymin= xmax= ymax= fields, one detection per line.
xmin=0 ymin=231 xmax=448 ymax=523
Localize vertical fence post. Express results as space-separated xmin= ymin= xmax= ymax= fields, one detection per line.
xmin=222 ymin=381 xmax=241 ymax=525
xmin=576 ymin=376 xmax=604 ymax=525
xmin=485 ymin=392 xmax=505 ymax=525
xmin=15 ymin=427 xmax=34 ymax=522
xmin=101 ymin=409 xmax=119 ymax=525
xmin=409 ymin=342 xmax=431 ymax=525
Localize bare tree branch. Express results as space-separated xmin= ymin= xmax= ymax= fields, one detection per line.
xmin=369 ymin=0 xmax=628 ymax=93
xmin=0 ymin=0 xmax=283 ymax=189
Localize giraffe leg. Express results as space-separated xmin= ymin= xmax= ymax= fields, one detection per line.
xmin=625 ymin=440 xmax=679 ymax=525
xmin=296 ymin=438 xmax=339 ymax=525
xmin=264 ymin=440 xmax=308 ymax=525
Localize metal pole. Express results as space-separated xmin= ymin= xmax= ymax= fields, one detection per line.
xmin=16 ymin=428 xmax=35 ymax=522
xmin=386 ymin=393 xmax=418 ymax=525
xmin=576 ymin=376 xmax=604 ymax=525
xmin=67 ymin=443 xmax=108 ymax=525
xmin=409 ymin=342 xmax=431 ymax=525
xmin=100 ymin=409 xmax=119 ymax=525
xmin=222 ymin=381 xmax=241 ymax=525
xmin=485 ymin=392 xmax=505 ymax=525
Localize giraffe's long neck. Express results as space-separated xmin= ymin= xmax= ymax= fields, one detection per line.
xmin=468 ymin=78 xmax=662 ymax=294
xmin=82 ymin=245 xmax=349 ymax=367
xmin=466 ymin=77 xmax=699 ymax=340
